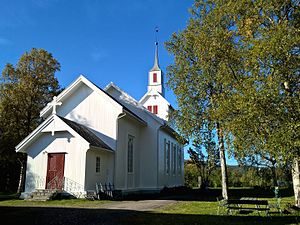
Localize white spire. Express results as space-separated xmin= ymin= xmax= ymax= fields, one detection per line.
xmin=150 ymin=27 xmax=161 ymax=72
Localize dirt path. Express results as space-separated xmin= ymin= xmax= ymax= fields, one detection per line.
xmin=99 ymin=200 xmax=177 ymax=211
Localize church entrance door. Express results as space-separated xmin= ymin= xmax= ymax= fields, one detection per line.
xmin=46 ymin=153 xmax=65 ymax=190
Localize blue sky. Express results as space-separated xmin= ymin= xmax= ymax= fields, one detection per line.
xmin=0 ymin=0 xmax=237 ymax=164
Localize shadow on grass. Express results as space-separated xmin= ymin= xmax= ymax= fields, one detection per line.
xmin=0 ymin=193 xmax=19 ymax=201
xmin=0 ymin=206 xmax=299 ymax=225
xmin=121 ymin=187 xmax=294 ymax=202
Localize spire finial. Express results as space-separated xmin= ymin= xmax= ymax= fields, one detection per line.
xmin=151 ymin=26 xmax=160 ymax=71
xmin=155 ymin=26 xmax=159 ymax=45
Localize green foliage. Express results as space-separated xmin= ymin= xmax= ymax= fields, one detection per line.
xmin=185 ymin=162 xmax=292 ymax=189
xmin=184 ymin=161 xmax=199 ymax=188
xmin=0 ymin=48 xmax=61 ymax=147
xmin=187 ymin=131 xmax=220 ymax=188
xmin=166 ymin=0 xmax=299 ymax=198
xmin=0 ymin=48 xmax=62 ymax=192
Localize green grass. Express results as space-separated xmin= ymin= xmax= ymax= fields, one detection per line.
xmin=0 ymin=193 xmax=299 ymax=225
xmin=122 ymin=196 xmax=299 ymax=225
xmin=0 ymin=198 xmax=112 ymax=208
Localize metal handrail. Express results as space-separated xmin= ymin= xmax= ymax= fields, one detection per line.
xmin=34 ymin=175 xmax=46 ymax=189
xmin=46 ymin=172 xmax=64 ymax=190
xmin=63 ymin=176 xmax=84 ymax=197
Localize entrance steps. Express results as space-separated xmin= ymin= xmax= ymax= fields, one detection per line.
xmin=26 ymin=189 xmax=60 ymax=201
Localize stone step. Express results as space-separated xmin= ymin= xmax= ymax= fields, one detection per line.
xmin=27 ymin=196 xmax=50 ymax=201
xmin=26 ymin=189 xmax=59 ymax=201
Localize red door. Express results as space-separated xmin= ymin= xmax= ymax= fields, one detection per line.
xmin=46 ymin=153 xmax=65 ymax=190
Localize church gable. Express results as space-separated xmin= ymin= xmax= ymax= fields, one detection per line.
xmin=39 ymin=75 xmax=124 ymax=150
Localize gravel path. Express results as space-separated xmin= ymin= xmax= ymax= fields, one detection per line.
xmin=99 ymin=200 xmax=177 ymax=211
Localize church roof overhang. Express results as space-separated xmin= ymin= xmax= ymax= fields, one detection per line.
xmin=104 ymin=82 xmax=148 ymax=126
xmin=58 ymin=116 xmax=113 ymax=150
xmin=16 ymin=115 xmax=113 ymax=153
xmin=123 ymin=109 xmax=147 ymax=126
xmin=159 ymin=123 xmax=188 ymax=145
xmin=16 ymin=115 xmax=56 ymax=153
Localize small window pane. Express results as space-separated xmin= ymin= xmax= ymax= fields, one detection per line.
xmin=153 ymin=105 xmax=158 ymax=114
xmin=128 ymin=135 xmax=134 ymax=173
xmin=153 ymin=73 xmax=157 ymax=82
xmin=96 ymin=156 xmax=100 ymax=173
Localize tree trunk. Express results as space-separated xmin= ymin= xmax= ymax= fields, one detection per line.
xmin=216 ymin=122 xmax=228 ymax=200
xmin=270 ymin=164 xmax=278 ymax=188
xmin=17 ymin=157 xmax=26 ymax=194
xmin=292 ymin=158 xmax=300 ymax=206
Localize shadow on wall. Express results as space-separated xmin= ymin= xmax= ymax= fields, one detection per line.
xmin=68 ymin=113 xmax=117 ymax=150
xmin=58 ymin=85 xmax=93 ymax=119
xmin=23 ymin=164 xmax=41 ymax=193
xmin=68 ymin=112 xmax=90 ymax=127
xmin=27 ymin=132 xmax=74 ymax=159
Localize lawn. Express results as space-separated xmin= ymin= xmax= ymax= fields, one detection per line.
xmin=0 ymin=190 xmax=299 ymax=225
xmin=0 ymin=198 xmax=113 ymax=208
xmin=120 ymin=196 xmax=295 ymax=225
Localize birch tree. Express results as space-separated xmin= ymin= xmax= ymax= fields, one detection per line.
xmin=166 ymin=0 xmax=299 ymax=201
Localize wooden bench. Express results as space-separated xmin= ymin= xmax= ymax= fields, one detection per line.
xmin=218 ymin=198 xmax=270 ymax=216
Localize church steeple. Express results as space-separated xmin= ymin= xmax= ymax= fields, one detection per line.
xmin=147 ymin=28 xmax=164 ymax=96
xmin=140 ymin=28 xmax=170 ymax=121
xmin=150 ymin=41 xmax=160 ymax=72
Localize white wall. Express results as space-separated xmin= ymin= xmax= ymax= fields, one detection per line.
xmin=114 ymin=116 xmax=141 ymax=190
xmin=57 ymin=83 xmax=123 ymax=150
xmin=85 ymin=148 xmax=114 ymax=190
xmin=157 ymin=130 xmax=184 ymax=188
xmin=148 ymin=70 xmax=164 ymax=95
xmin=24 ymin=131 xmax=89 ymax=193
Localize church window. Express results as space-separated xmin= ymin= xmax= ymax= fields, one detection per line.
xmin=153 ymin=105 xmax=158 ymax=114
xmin=153 ymin=73 xmax=157 ymax=82
xmin=165 ymin=139 xmax=170 ymax=175
xmin=173 ymin=144 xmax=176 ymax=175
xmin=127 ymin=135 xmax=134 ymax=173
xmin=96 ymin=156 xmax=100 ymax=173
xmin=147 ymin=105 xmax=152 ymax=112
xmin=177 ymin=145 xmax=181 ymax=175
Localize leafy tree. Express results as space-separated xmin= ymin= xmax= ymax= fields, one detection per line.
xmin=184 ymin=160 xmax=199 ymax=188
xmin=236 ymin=152 xmax=279 ymax=187
xmin=0 ymin=48 xmax=62 ymax=193
xmin=166 ymin=0 xmax=299 ymax=202
xmin=188 ymin=126 xmax=219 ymax=189
xmin=165 ymin=0 xmax=244 ymax=199
xmin=208 ymin=0 xmax=300 ymax=204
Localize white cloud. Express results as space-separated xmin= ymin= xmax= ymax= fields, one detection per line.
xmin=91 ymin=51 xmax=107 ymax=62
xmin=0 ymin=38 xmax=12 ymax=46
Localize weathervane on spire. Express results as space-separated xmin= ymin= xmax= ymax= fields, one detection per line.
xmin=155 ymin=26 xmax=159 ymax=46
xmin=151 ymin=26 xmax=160 ymax=72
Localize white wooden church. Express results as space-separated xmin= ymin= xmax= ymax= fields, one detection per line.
xmin=16 ymin=42 xmax=184 ymax=199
